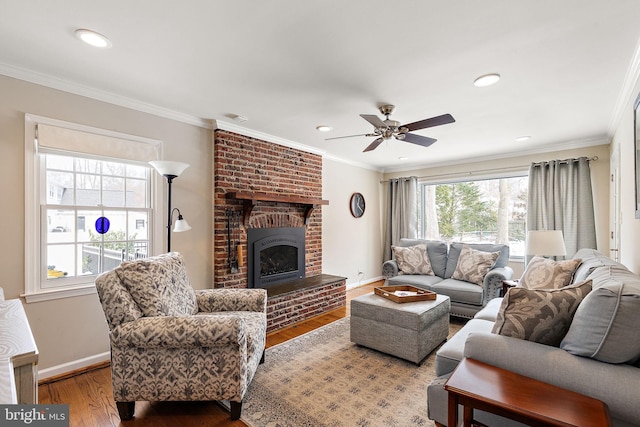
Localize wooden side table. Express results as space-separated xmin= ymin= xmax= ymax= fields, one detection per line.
xmin=445 ymin=358 xmax=611 ymax=427
xmin=501 ymin=279 xmax=519 ymax=297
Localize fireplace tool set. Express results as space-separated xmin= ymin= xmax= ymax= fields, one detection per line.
xmin=226 ymin=209 xmax=241 ymax=273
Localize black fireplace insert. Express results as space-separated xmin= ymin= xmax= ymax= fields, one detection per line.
xmin=247 ymin=227 xmax=305 ymax=288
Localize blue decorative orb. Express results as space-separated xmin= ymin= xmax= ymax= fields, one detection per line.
xmin=95 ymin=217 xmax=110 ymax=234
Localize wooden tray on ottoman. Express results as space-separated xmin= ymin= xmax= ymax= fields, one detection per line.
xmin=374 ymin=285 xmax=436 ymax=303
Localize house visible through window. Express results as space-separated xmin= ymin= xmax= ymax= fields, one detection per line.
xmin=419 ymin=176 xmax=528 ymax=257
xmin=44 ymin=154 xmax=151 ymax=286
xmin=24 ymin=114 xmax=162 ymax=302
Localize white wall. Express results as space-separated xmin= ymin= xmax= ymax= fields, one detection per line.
xmin=322 ymin=158 xmax=384 ymax=287
xmin=610 ymin=81 xmax=640 ymax=273
xmin=0 ymin=75 xmax=212 ymax=374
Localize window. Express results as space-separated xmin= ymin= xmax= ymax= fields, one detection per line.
xmin=419 ymin=175 xmax=528 ymax=257
xmin=24 ymin=114 xmax=162 ymax=302
xmin=43 ymin=154 xmax=150 ymax=287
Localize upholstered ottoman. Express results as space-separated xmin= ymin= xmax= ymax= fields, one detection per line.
xmin=350 ymin=293 xmax=450 ymax=364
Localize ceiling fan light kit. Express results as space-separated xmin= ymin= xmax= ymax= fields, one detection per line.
xmin=328 ymin=104 xmax=455 ymax=152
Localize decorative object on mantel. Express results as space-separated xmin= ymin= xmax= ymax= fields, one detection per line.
xmin=225 ymin=191 xmax=329 ymax=227
xmin=149 ymin=160 xmax=191 ymax=252
xmin=226 ymin=209 xmax=241 ymax=273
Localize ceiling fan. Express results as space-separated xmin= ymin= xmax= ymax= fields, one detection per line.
xmin=326 ymin=104 xmax=455 ymax=152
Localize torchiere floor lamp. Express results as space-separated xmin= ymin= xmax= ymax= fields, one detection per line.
xmin=149 ymin=160 xmax=191 ymax=252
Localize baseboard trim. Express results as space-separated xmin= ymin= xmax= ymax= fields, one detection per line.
xmin=347 ymin=276 xmax=384 ymax=290
xmin=38 ymin=352 xmax=110 ymax=383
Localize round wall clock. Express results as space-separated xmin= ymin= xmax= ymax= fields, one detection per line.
xmin=350 ymin=192 xmax=365 ymax=218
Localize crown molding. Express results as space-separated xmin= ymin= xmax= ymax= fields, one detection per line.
xmin=0 ymin=62 xmax=212 ymax=129
xmin=382 ymin=136 xmax=609 ymax=173
xmin=321 ymin=152 xmax=383 ymax=172
xmin=214 ymin=120 xmax=382 ymax=171
xmin=214 ymin=120 xmax=327 ymax=156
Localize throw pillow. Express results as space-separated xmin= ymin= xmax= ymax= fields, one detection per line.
xmin=116 ymin=252 xmax=198 ymax=317
xmin=519 ymin=256 xmax=582 ymax=290
xmin=451 ymin=245 xmax=500 ymax=286
xmin=560 ymin=266 xmax=640 ymax=364
xmin=492 ymin=280 xmax=592 ymax=347
xmin=392 ymin=244 xmax=434 ymax=275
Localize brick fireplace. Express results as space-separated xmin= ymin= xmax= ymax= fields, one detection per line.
xmin=213 ymin=129 xmax=346 ymax=332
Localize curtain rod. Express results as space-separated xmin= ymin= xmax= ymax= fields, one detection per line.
xmin=531 ymin=156 xmax=598 ymax=167
xmin=380 ymin=156 xmax=599 ymax=183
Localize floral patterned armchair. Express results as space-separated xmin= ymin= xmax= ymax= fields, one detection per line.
xmin=95 ymin=252 xmax=267 ymax=421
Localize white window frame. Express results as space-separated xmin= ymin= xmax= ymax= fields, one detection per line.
xmin=23 ymin=114 xmax=164 ymax=302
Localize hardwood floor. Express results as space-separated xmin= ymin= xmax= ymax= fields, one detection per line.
xmin=38 ymin=282 xmax=381 ymax=427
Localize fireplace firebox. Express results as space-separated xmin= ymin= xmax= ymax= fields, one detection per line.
xmin=247 ymin=227 xmax=306 ymax=289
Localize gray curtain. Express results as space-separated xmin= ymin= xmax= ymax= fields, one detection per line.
xmin=383 ymin=176 xmax=418 ymax=260
xmin=527 ymin=157 xmax=597 ymax=257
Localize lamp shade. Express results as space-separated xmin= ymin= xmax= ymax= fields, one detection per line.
xmin=526 ymin=230 xmax=567 ymax=256
xmin=173 ymin=217 xmax=191 ymax=233
xmin=149 ymin=160 xmax=190 ymax=177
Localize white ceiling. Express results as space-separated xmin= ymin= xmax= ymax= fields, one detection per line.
xmin=2 ymin=1 xmax=640 ymax=171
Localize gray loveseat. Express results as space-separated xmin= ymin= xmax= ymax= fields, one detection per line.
xmin=427 ymin=248 xmax=640 ymax=427
xmin=383 ymin=239 xmax=513 ymax=318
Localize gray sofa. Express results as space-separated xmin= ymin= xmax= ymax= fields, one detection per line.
xmin=383 ymin=239 xmax=513 ymax=318
xmin=427 ymin=248 xmax=640 ymax=427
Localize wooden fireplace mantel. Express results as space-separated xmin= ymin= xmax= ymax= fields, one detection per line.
xmin=225 ymin=191 xmax=329 ymax=227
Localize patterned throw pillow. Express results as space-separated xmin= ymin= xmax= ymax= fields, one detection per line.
xmin=520 ymin=257 xmax=582 ymax=290
xmin=392 ymin=244 xmax=434 ymax=275
xmin=451 ymin=245 xmax=500 ymax=286
xmin=492 ymin=279 xmax=592 ymax=347
xmin=116 ymin=252 xmax=198 ymax=317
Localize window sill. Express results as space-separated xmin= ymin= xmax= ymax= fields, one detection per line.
xmin=21 ymin=284 xmax=97 ymax=303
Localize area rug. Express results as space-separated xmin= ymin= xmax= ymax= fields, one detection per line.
xmin=232 ymin=317 xmax=463 ymax=427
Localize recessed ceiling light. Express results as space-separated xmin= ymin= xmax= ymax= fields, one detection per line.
xmin=515 ymin=135 xmax=531 ymax=142
xmin=473 ymin=73 xmax=501 ymax=87
xmin=75 ymin=29 xmax=112 ymax=48
xmin=398 ymin=156 xmax=408 ymax=161
xmin=316 ymin=125 xmax=332 ymax=132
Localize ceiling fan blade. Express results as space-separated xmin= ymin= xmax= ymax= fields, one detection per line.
xmin=363 ymin=137 xmax=384 ymax=152
xmin=402 ymin=113 xmax=455 ymax=132
xmin=360 ymin=114 xmax=387 ymax=129
xmin=401 ymin=133 xmax=437 ymax=148
xmin=325 ymin=133 xmax=368 ymax=141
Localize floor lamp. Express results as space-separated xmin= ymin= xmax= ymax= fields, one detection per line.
xmin=149 ymin=160 xmax=191 ymax=252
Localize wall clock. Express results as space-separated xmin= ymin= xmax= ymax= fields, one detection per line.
xmin=350 ymin=192 xmax=365 ymax=218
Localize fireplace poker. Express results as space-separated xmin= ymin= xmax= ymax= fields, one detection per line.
xmin=226 ymin=209 xmax=239 ymax=273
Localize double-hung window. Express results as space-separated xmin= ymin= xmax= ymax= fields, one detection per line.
xmin=24 ymin=114 xmax=162 ymax=302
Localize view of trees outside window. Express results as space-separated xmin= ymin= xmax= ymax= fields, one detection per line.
xmin=419 ymin=176 xmax=528 ymax=256
xmin=44 ymin=154 xmax=150 ymax=286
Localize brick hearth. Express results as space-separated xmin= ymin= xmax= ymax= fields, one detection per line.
xmin=213 ymin=129 xmax=346 ymax=332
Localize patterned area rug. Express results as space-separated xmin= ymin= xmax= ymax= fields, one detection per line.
xmin=234 ymin=317 xmax=463 ymax=427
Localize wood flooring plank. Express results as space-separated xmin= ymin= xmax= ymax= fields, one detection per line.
xmin=40 ymin=281 xmax=380 ymax=426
